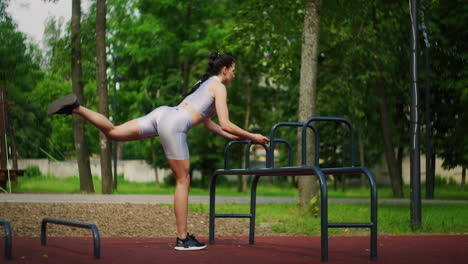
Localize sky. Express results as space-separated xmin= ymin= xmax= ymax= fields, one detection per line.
xmin=6 ymin=0 xmax=92 ymax=49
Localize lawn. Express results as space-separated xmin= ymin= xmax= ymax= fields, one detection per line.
xmin=5 ymin=173 xmax=468 ymax=235
xmin=9 ymin=173 xmax=468 ymax=200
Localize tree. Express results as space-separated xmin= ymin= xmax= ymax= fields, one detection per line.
xmin=429 ymin=0 xmax=468 ymax=185
xmin=96 ymin=0 xmax=113 ymax=193
xmin=71 ymin=0 xmax=94 ymax=193
xmin=297 ymin=0 xmax=321 ymax=208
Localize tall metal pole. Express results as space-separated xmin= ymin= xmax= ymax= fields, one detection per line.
xmin=112 ymin=55 xmax=119 ymax=190
xmin=422 ymin=1 xmax=433 ymax=199
xmin=409 ymin=0 xmax=421 ymax=230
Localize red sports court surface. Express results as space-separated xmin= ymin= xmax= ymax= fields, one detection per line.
xmin=3 ymin=235 xmax=467 ymax=264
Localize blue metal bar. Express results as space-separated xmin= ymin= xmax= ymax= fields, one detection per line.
xmin=303 ymin=117 xmax=356 ymax=167
xmin=0 ymin=219 xmax=12 ymax=260
xmin=309 ymin=166 xmax=329 ymax=262
xmin=210 ymin=117 xmax=378 ymax=261
xmin=328 ymin=223 xmax=374 ymax=228
xmin=271 ymin=138 xmax=294 ymax=167
xmin=209 ymin=174 xmax=218 ymax=245
xmin=223 ymin=140 xmax=269 ymax=169
xmin=215 ymin=214 xmax=252 ymax=218
xmin=268 ymin=122 xmax=318 ymax=168
xmin=41 ymin=217 xmax=101 ymax=259
xmin=250 ymin=175 xmax=261 ymax=244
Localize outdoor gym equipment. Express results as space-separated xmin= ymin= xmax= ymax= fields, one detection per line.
xmin=209 ymin=117 xmax=378 ymax=262
xmin=41 ymin=217 xmax=101 ymax=259
xmin=1 ymin=219 xmax=12 ymax=260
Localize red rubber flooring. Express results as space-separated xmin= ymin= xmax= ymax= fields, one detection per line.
xmin=3 ymin=235 xmax=467 ymax=264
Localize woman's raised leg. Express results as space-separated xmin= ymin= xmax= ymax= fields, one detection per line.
xmin=73 ymin=106 xmax=143 ymax=142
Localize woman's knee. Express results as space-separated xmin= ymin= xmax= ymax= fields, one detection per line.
xmin=175 ymin=174 xmax=190 ymax=187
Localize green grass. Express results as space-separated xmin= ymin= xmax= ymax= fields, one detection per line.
xmin=188 ymin=203 xmax=468 ymax=235
xmin=11 ymin=174 xmax=468 ymax=200
xmin=9 ymin=174 xmax=468 ymax=235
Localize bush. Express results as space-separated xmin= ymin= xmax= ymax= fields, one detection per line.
xmin=24 ymin=166 xmax=42 ymax=178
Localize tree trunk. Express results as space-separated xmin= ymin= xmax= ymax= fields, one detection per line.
xmin=96 ymin=0 xmax=113 ymax=194
xmin=397 ymin=145 xmax=404 ymax=183
xmin=376 ymin=80 xmax=403 ymax=198
xmin=297 ymin=0 xmax=321 ymax=208
xmin=71 ymin=0 xmax=94 ymax=193
xmin=371 ymin=4 xmax=403 ymax=198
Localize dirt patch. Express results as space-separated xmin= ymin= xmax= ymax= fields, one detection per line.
xmin=1 ymin=203 xmax=285 ymax=238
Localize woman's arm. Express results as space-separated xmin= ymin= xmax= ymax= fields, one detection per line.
xmin=203 ymin=118 xmax=240 ymax=140
xmin=213 ymin=83 xmax=269 ymax=144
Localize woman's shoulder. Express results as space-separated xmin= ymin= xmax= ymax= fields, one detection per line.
xmin=208 ymin=79 xmax=225 ymax=97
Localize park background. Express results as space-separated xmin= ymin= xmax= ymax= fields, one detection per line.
xmin=1 ymin=0 xmax=466 ymax=200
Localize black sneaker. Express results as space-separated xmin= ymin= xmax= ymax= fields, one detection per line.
xmin=174 ymin=233 xmax=207 ymax=251
xmin=47 ymin=94 xmax=80 ymax=115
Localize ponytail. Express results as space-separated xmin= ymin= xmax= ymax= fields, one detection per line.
xmin=184 ymin=52 xmax=235 ymax=96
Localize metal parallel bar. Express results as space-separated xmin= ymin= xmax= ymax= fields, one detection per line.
xmin=268 ymin=122 xmax=318 ymax=168
xmin=1 ymin=219 xmax=12 ymax=260
xmin=209 ymin=174 xmax=218 ymax=244
xmin=328 ymin=223 xmax=374 ymax=228
xmin=224 ymin=140 xmax=250 ymax=170
xmin=41 ymin=217 xmax=100 ymax=259
xmin=303 ymin=117 xmax=356 ymax=167
xmin=211 ymin=165 xmax=378 ymax=261
xmin=250 ymin=175 xmax=261 ymax=244
xmin=215 ymin=214 xmax=252 ymax=218
xmin=223 ymin=140 xmax=270 ymax=169
xmin=360 ymin=167 xmax=378 ymax=261
xmin=272 ymin=138 xmax=294 ymax=167
xmin=301 ymin=125 xmax=320 ymax=166
xmin=308 ymin=166 xmax=329 ymax=262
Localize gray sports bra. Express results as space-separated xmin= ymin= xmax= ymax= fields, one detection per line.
xmin=182 ymin=76 xmax=219 ymax=118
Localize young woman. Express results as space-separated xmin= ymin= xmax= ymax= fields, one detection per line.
xmin=47 ymin=52 xmax=270 ymax=250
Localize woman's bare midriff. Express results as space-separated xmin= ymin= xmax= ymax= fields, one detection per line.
xmin=179 ymin=102 xmax=204 ymax=126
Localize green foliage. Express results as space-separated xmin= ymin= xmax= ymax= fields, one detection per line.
xmin=24 ymin=166 xmax=42 ymax=178
xmin=428 ymin=0 xmax=468 ymax=170
xmin=2 ymin=0 xmax=466 ymax=193
xmin=190 ymin=203 xmax=468 ymax=235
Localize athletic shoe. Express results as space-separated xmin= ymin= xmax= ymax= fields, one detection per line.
xmin=174 ymin=233 xmax=207 ymax=251
xmin=47 ymin=94 xmax=80 ymax=115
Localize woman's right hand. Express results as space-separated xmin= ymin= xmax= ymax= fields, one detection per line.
xmin=251 ymin=133 xmax=270 ymax=144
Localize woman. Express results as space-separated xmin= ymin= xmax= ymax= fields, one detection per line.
xmin=47 ymin=52 xmax=270 ymax=250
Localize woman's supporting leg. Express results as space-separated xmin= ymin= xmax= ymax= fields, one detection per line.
xmin=73 ymin=106 xmax=143 ymax=141
xmin=168 ymin=158 xmax=191 ymax=239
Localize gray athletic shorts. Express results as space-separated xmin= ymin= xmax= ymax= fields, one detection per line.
xmin=137 ymin=106 xmax=193 ymax=160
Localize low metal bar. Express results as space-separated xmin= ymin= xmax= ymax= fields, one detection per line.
xmin=328 ymin=223 xmax=374 ymax=228
xmin=0 ymin=219 xmax=12 ymax=260
xmin=214 ymin=214 xmax=252 ymax=218
xmin=41 ymin=217 xmax=100 ymax=259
